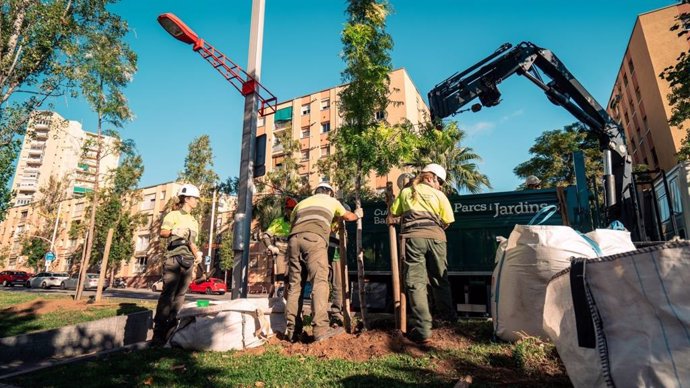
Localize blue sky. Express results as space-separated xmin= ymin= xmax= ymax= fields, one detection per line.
xmin=42 ymin=0 xmax=674 ymax=192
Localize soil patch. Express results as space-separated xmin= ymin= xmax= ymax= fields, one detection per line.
xmin=2 ymin=298 xmax=115 ymax=317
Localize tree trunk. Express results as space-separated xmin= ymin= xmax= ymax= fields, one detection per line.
xmin=95 ymin=228 xmax=113 ymax=302
xmin=355 ymin=168 xmax=367 ymax=330
xmin=76 ymin=108 xmax=103 ymax=301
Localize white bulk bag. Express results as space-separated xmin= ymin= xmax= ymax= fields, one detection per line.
xmin=544 ymin=241 xmax=690 ymax=388
xmin=492 ymin=206 xmax=601 ymax=341
xmin=585 ymin=225 xmax=636 ymax=256
xmin=170 ymin=298 xmax=287 ymax=351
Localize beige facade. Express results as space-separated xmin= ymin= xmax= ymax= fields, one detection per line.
xmin=11 ymin=111 xmax=120 ymax=206
xmin=259 ymin=68 xmax=429 ymax=194
xmin=607 ymin=3 xmax=690 ymax=172
xmin=0 ymin=180 xmax=238 ymax=287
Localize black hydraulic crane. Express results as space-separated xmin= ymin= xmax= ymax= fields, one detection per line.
xmin=428 ymin=41 xmax=634 ymax=231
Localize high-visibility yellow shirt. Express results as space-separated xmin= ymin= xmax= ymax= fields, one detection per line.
xmin=265 ymin=216 xmax=291 ymax=240
xmin=290 ymin=193 xmax=347 ymax=243
xmin=390 ymin=183 xmax=454 ymax=241
xmin=161 ymin=209 xmax=199 ymax=257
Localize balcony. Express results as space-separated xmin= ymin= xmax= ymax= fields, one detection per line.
xmin=33 ymin=131 xmax=49 ymax=140
xmin=26 ymin=156 xmax=43 ymax=166
xmin=33 ymin=122 xmax=50 ymax=131
xmin=27 ymin=147 xmax=43 ymax=156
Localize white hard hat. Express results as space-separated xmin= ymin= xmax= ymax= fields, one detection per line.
xmin=177 ymin=183 xmax=200 ymax=198
xmin=314 ymin=182 xmax=334 ymax=194
xmin=422 ymin=163 xmax=447 ymax=183
xmin=525 ymin=175 xmax=541 ymax=186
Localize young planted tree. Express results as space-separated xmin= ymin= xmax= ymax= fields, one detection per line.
xmin=254 ymin=130 xmax=305 ymax=230
xmin=0 ymin=0 xmax=130 ymax=220
xmin=323 ymin=0 xmax=415 ymax=328
xmin=408 ymin=121 xmax=491 ymax=194
xmin=660 ymin=8 xmax=690 ymax=160
xmin=73 ymin=17 xmax=137 ymax=301
xmin=177 ymin=134 xmax=219 ymax=249
xmin=513 ymin=122 xmax=602 ymax=188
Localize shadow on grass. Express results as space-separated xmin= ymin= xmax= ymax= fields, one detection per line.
xmin=8 ymin=347 xmax=224 ymax=388
xmin=0 ymin=300 xmax=45 ymax=338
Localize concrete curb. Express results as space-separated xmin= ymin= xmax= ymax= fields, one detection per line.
xmin=0 ymin=310 xmax=152 ymax=377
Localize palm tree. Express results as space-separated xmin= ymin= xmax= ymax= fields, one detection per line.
xmin=409 ymin=122 xmax=491 ymax=194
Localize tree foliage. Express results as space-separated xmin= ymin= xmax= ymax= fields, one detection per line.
xmin=254 ymin=129 xmax=307 ymax=231
xmin=513 ymin=122 xmax=602 ymax=188
xmin=0 ymin=0 xmax=132 ymax=219
xmin=659 ymin=8 xmax=690 ymax=160
xmin=407 ymin=121 xmax=491 ymax=194
xmin=218 ymin=230 xmax=234 ymax=272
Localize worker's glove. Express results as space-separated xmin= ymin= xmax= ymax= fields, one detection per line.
xmin=267 ymin=245 xmax=280 ymax=256
xmin=171 ymin=228 xmax=188 ymax=239
xmin=354 ymin=208 xmax=364 ymax=219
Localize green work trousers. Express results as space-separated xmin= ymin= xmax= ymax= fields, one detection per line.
xmin=327 ymin=245 xmax=343 ymax=319
xmin=403 ymin=237 xmax=455 ymax=341
xmin=153 ymin=254 xmax=194 ymax=342
xmin=285 ymin=232 xmax=330 ymax=337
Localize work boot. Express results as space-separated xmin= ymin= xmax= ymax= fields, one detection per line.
xmin=405 ymin=328 xmax=431 ymax=345
xmin=313 ymin=326 xmax=345 ymax=343
xmin=280 ymin=329 xmax=300 ymax=343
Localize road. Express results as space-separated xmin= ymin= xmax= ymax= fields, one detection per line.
xmin=0 ymin=285 xmax=246 ymax=302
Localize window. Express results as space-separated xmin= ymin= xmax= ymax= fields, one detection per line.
xmin=257 ymin=116 xmax=265 ymax=127
xmin=320 ymin=99 xmax=330 ymax=111
xmin=136 ymin=235 xmax=150 ymax=252
xmin=20 ymin=211 xmax=28 ymax=219
xmin=320 ymin=175 xmax=330 ymax=183
xmin=656 ymin=185 xmax=670 ymax=222
xmin=275 ymin=120 xmax=290 ymax=130
xmin=635 ymin=87 xmax=641 ymax=102
xmin=375 ymin=111 xmax=385 ymax=121
xmin=624 ymin=112 xmax=629 ymax=125
xmin=321 ymin=122 xmax=330 ymax=133
xmin=670 ymin=178 xmax=682 ymax=214
xmin=320 ymin=145 xmax=330 ymax=158
xmin=141 ymin=193 xmax=155 ymax=211
xmin=627 ymin=58 xmax=635 ymax=74
xmin=160 ymin=191 xmax=166 ymax=200
xmin=134 ymin=257 xmax=147 ymax=273
xmin=301 ymin=150 xmax=309 ymax=161
xmin=301 ymin=104 xmax=311 ymax=116
xmin=623 ymin=73 xmax=628 ymax=87
xmin=15 ymin=225 xmax=24 ymax=236
xmin=301 ymin=127 xmax=310 ymax=138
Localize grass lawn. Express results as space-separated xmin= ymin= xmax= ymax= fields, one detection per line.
xmin=8 ymin=320 xmax=571 ymax=387
xmin=0 ymin=291 xmax=156 ymax=338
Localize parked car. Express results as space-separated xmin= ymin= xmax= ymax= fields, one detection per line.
xmin=60 ymin=273 xmax=108 ymax=290
xmin=27 ymin=272 xmax=69 ymax=289
xmin=150 ymin=278 xmax=163 ymax=292
xmin=0 ymin=270 xmax=30 ymax=287
xmin=188 ymin=277 xmax=227 ymax=295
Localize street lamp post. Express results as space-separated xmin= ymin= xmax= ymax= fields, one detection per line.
xmin=158 ymin=2 xmax=274 ymax=299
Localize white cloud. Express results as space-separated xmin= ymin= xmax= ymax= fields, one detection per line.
xmin=464 ymin=121 xmax=495 ymax=136
xmin=499 ymin=109 xmax=524 ymax=123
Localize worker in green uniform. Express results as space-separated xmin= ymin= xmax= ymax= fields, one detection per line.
xmin=261 ymin=197 xmax=297 ymax=297
xmin=284 ymin=183 xmax=362 ymax=343
xmin=152 ymin=183 xmax=203 ymax=346
xmin=390 ymin=164 xmax=457 ymax=344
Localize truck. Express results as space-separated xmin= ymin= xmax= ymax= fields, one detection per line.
xmin=347 ymin=41 xmax=653 ymax=316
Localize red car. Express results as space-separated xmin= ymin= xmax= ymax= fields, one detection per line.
xmin=188 ymin=277 xmax=227 ymax=295
xmin=0 ymin=270 xmax=30 ymax=287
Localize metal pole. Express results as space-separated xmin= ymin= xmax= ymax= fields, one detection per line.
xmin=207 ymin=188 xmax=217 ymax=272
xmin=232 ymin=0 xmax=265 ymax=299
xmin=45 ymin=201 xmax=62 ymax=271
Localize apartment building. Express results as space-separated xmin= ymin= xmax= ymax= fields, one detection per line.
xmin=258 ymin=68 xmax=429 ymax=194
xmin=606 ymin=3 xmax=690 ymax=172
xmin=0 ymin=180 xmax=238 ymax=284
xmin=11 ymin=111 xmax=120 ymax=206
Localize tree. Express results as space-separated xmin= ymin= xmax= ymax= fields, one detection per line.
xmin=0 ymin=0 xmax=131 ymax=219
xmin=20 ymin=174 xmax=69 ymax=271
xmin=177 ymin=134 xmax=219 ymax=248
xmin=407 ymin=121 xmax=491 ymax=194
xmin=513 ymin=122 xmax=602 ymax=188
xmin=322 ymin=0 xmax=416 ymax=327
xmin=660 ymin=8 xmax=690 ymax=160
xmin=218 ymin=230 xmax=234 ymax=273
xmin=254 ymin=130 xmax=306 ymax=231
xmin=90 ymin=154 xmax=146 ymax=271
xmin=73 ymin=13 xmax=137 ymax=300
